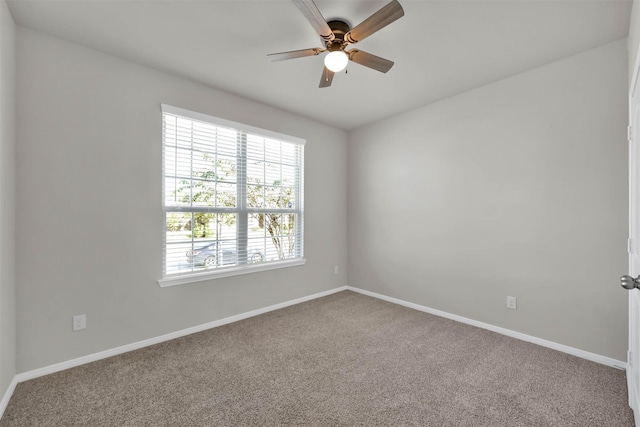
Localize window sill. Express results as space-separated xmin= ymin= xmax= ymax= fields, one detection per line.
xmin=158 ymin=258 xmax=307 ymax=288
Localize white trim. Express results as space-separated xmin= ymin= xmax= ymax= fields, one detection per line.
xmin=158 ymin=259 xmax=307 ymax=287
xmin=347 ymin=286 xmax=627 ymax=370
xmin=12 ymin=286 xmax=347 ymax=386
xmin=160 ymin=104 xmax=306 ymax=146
xmin=2 ymin=285 xmax=625 ymax=421
xmin=631 ymin=39 xmax=640 ymax=100
xmin=630 ymin=39 xmax=640 ymax=426
xmin=0 ymin=377 xmax=18 ymax=420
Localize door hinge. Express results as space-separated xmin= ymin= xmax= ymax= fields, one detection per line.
xmin=629 ymin=350 xmax=633 ymax=367
xmin=629 ymin=238 xmax=635 ymax=254
xmin=629 ymin=125 xmax=633 ymax=142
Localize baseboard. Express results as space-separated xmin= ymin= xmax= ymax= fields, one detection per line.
xmin=347 ymin=286 xmax=627 ymax=370
xmin=2 ymin=284 xmax=625 ymax=421
xmin=0 ymin=376 xmax=18 ymax=421
xmin=11 ymin=286 xmax=348 ymax=386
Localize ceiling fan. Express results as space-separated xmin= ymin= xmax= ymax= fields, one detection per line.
xmin=267 ymin=0 xmax=404 ymax=88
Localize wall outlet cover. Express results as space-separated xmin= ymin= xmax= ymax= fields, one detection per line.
xmin=73 ymin=314 xmax=86 ymax=331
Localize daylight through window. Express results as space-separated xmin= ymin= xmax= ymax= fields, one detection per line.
xmin=161 ymin=105 xmax=304 ymax=280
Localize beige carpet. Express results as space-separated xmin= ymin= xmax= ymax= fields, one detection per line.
xmin=0 ymin=290 xmax=634 ymax=426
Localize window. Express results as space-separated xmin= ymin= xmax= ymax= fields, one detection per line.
xmin=160 ymin=105 xmax=305 ymax=286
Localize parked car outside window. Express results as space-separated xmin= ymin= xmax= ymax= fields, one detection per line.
xmin=186 ymin=242 xmax=264 ymax=268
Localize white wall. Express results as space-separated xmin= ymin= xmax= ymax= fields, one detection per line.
xmin=348 ymin=40 xmax=629 ymax=361
xmin=0 ymin=0 xmax=16 ymax=401
xmin=15 ymin=27 xmax=348 ymax=372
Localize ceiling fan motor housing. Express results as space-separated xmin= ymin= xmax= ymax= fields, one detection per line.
xmin=324 ymin=20 xmax=351 ymax=51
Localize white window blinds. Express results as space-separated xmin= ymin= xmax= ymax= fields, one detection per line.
xmin=161 ymin=105 xmax=304 ymax=282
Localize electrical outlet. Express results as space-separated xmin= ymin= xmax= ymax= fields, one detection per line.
xmin=73 ymin=314 xmax=86 ymax=331
xmin=334 ymin=265 xmax=339 ymax=275
xmin=506 ymin=296 xmax=517 ymax=310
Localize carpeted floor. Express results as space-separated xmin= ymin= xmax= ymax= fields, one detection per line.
xmin=0 ymin=290 xmax=635 ymax=426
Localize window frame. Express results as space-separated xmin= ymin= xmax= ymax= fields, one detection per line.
xmin=158 ymin=104 xmax=306 ymax=287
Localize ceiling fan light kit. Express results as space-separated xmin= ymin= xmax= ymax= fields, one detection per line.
xmin=324 ymin=51 xmax=348 ymax=73
xmin=268 ymin=0 xmax=404 ymax=88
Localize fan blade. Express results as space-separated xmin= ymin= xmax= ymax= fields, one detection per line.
xmin=267 ymin=48 xmax=324 ymax=61
xmin=348 ymin=49 xmax=394 ymax=73
xmin=319 ymin=67 xmax=334 ymax=88
xmin=293 ymin=0 xmax=335 ymax=42
xmin=344 ymin=0 xmax=404 ymax=44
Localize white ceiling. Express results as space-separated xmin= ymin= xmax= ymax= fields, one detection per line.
xmin=7 ymin=0 xmax=633 ymax=131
